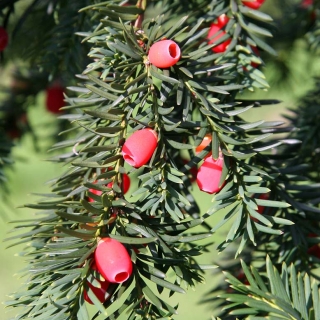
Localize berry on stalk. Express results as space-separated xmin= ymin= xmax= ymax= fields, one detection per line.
xmin=95 ymin=238 xmax=133 ymax=284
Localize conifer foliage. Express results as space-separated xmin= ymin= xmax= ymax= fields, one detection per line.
xmin=1 ymin=0 xmax=320 ymax=319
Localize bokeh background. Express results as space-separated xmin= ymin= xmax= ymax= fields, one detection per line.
xmin=1 ymin=1 xmax=320 ymax=319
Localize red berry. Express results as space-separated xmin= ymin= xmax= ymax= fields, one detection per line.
xmin=148 ymin=40 xmax=181 ymax=68
xmin=107 ymin=173 xmax=131 ymax=194
xmin=88 ymin=185 xmax=103 ymax=202
xmin=95 ymin=238 xmax=133 ymax=283
xmin=250 ymin=193 xmax=269 ymax=222
xmin=197 ymin=154 xmax=224 ymax=194
xmin=236 ymin=270 xmax=250 ymax=285
xmin=250 ymin=46 xmax=260 ymax=68
xmin=207 ymin=21 xmax=231 ymax=53
xmin=84 ymin=264 xmax=110 ymax=304
xmin=45 ymin=84 xmax=65 ymax=114
xmin=242 ymin=0 xmax=265 ymax=10
xmin=0 ymin=27 xmax=9 ymax=52
xmin=301 ymin=0 xmax=313 ymax=8
xmin=307 ymin=233 xmax=320 ymax=259
xmin=307 ymin=244 xmax=320 ymax=258
xmin=257 ymin=193 xmax=269 ymax=214
xmin=122 ymin=128 xmax=158 ymax=168
xmin=217 ymin=14 xmax=229 ymax=28
xmin=89 ymin=170 xmax=130 ymax=202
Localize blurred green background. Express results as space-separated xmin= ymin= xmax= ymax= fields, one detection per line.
xmin=1 ymin=6 xmax=320 ymax=320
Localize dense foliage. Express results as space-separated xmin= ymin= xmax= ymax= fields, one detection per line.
xmin=1 ymin=0 xmax=320 ymax=319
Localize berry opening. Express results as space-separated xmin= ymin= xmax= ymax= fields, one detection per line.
xmin=115 ymin=272 xmax=129 ymax=283
xmin=123 ymin=154 xmax=135 ymax=166
xmin=169 ymin=43 xmax=179 ymax=58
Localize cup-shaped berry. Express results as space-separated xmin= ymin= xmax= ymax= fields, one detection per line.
xmin=122 ymin=128 xmax=158 ymax=168
xmin=84 ymin=264 xmax=110 ymax=304
xmin=207 ymin=23 xmax=231 ymax=53
xmin=148 ymin=40 xmax=181 ymax=68
xmin=95 ymin=238 xmax=133 ymax=283
xmin=45 ymin=84 xmax=65 ymax=114
xmin=242 ymin=0 xmax=265 ymax=9
xmin=0 ymin=27 xmax=9 ymax=52
xmin=196 ymin=155 xmax=224 ymax=194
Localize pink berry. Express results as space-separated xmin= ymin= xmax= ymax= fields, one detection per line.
xmin=242 ymin=0 xmax=265 ymax=10
xmin=0 ymin=27 xmax=8 ymax=52
xmin=148 ymin=40 xmax=181 ymax=68
xmin=196 ymin=155 xmax=224 ymax=194
xmin=95 ymin=238 xmax=133 ymax=283
xmin=122 ymin=128 xmax=158 ymax=168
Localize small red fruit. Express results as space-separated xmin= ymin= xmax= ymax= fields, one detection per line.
xmin=88 ymin=173 xmax=130 ymax=202
xmin=301 ymin=0 xmax=313 ymax=7
xmin=122 ymin=128 xmax=158 ymax=168
xmin=45 ymin=83 xmax=65 ymax=114
xmin=307 ymin=244 xmax=320 ymax=258
xmin=108 ymin=173 xmax=131 ymax=194
xmin=217 ymin=14 xmax=229 ymax=28
xmin=242 ymin=0 xmax=265 ymax=10
xmin=84 ymin=264 xmax=110 ymax=305
xmin=207 ymin=15 xmax=231 ymax=53
xmin=250 ymin=46 xmax=260 ymax=68
xmin=0 ymin=27 xmax=9 ymax=52
xmin=196 ymin=154 xmax=224 ymax=194
xmin=95 ymin=238 xmax=133 ymax=284
xmin=257 ymin=193 xmax=269 ymax=214
xmin=251 ymin=193 xmax=269 ymax=222
xmin=307 ymin=233 xmax=320 ymax=259
xmin=148 ymin=40 xmax=181 ymax=68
